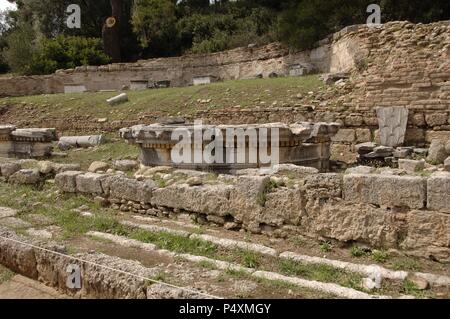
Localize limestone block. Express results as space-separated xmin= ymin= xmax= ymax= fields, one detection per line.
xmin=75 ymin=173 xmax=107 ymax=194
xmin=425 ymin=130 xmax=450 ymax=143
xmin=262 ymin=188 xmax=304 ymax=226
xmin=103 ymin=175 xmax=154 ymax=203
xmin=0 ymin=162 xmax=21 ymax=179
xmin=427 ymin=139 xmax=448 ymax=164
xmin=427 ymin=172 xmax=450 ymax=213
xmin=398 ymin=159 xmax=425 ymax=172
xmin=444 ymin=157 xmax=450 ymax=172
xmin=343 ymin=174 xmax=426 ymax=209
xmin=330 ymin=143 xmax=357 ymax=164
xmin=151 ymin=183 xmax=232 ymax=217
xmin=402 ymin=211 xmax=450 ymax=260
xmin=331 ymin=128 xmax=356 ymax=143
xmin=425 ymin=113 xmax=448 ymax=127
xmin=310 ymin=202 xmax=399 ymax=247
xmin=9 ymin=169 xmax=41 ymax=185
xmin=229 ymin=176 xmax=270 ymax=223
xmin=355 ymin=128 xmax=372 ymax=143
xmin=55 ymin=171 xmax=84 ymax=193
xmin=88 ymin=161 xmax=110 ymax=173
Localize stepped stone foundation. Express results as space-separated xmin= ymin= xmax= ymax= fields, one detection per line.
xmin=0 ymin=125 xmax=57 ymax=158
xmin=120 ymin=122 xmax=340 ymax=173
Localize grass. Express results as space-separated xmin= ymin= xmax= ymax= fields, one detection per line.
xmin=278 ymin=259 xmax=363 ymax=290
xmin=350 ymin=245 xmax=369 ymax=258
xmin=0 ymin=76 xmax=323 ymax=121
xmin=392 ymin=258 xmax=422 ymax=272
xmin=52 ymin=139 xmax=140 ymax=170
xmin=371 ymin=249 xmax=390 ymax=263
xmin=235 ymin=249 xmax=261 ymax=269
xmin=319 ymin=241 xmax=333 ymax=253
xmin=0 ymin=265 xmax=14 ymax=284
xmin=129 ymin=229 xmax=217 ymax=258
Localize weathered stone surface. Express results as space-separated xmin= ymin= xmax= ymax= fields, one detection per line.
xmin=0 ymin=207 xmax=17 ymax=219
xmin=402 ymin=211 xmax=450 ymax=261
xmin=107 ymin=93 xmax=128 ymax=105
xmin=53 ymin=163 xmax=81 ymax=173
xmin=345 ymin=166 xmax=376 ymax=175
xmin=425 ymin=131 xmax=450 ymax=143
xmin=308 ymin=202 xmax=399 ymax=247
xmin=37 ymin=161 xmax=53 ymax=174
xmin=152 ymin=183 xmax=232 ymax=217
xmin=343 ymin=174 xmax=426 ymax=209
xmin=0 ymin=227 xmax=38 ymax=279
xmin=88 ymin=161 xmax=110 ymax=173
xmin=427 ymin=139 xmax=448 ymax=164
xmin=398 ymin=159 xmax=425 ymax=172
xmin=0 ymin=162 xmax=21 ymax=179
xmin=271 ymin=164 xmax=318 ymax=178
xmin=330 ymin=144 xmax=357 ymax=164
xmin=446 ymin=141 xmax=450 ymax=154
xmin=8 ymin=169 xmax=41 ymax=185
xmin=444 ymin=157 xmax=450 ymax=172
xmin=229 ymin=176 xmax=270 ymax=224
xmin=103 ymin=175 xmax=154 ymax=203
xmin=113 ymin=160 xmax=139 ymax=171
xmin=55 ymin=171 xmax=83 ymax=193
xmin=376 ymin=107 xmax=408 ymax=147
xmin=75 ymin=173 xmax=107 ymax=194
xmin=425 ymin=113 xmax=448 ymax=127
xmin=355 ymin=128 xmax=372 ymax=143
xmin=303 ymin=173 xmax=342 ymax=199
xmin=427 ymin=172 xmax=450 ymax=213
xmin=262 ymin=188 xmax=304 ymax=226
xmin=331 ymin=128 xmax=355 ymax=143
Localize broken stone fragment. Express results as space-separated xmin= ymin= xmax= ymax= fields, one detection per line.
xmin=398 ymin=159 xmax=425 ymax=173
xmin=113 ymin=160 xmax=139 ymax=171
xmin=88 ymin=161 xmax=110 ymax=173
xmin=427 ymin=139 xmax=447 ymax=164
xmin=8 ymin=169 xmax=41 ymax=185
xmin=0 ymin=162 xmax=21 ymax=179
xmin=406 ymin=274 xmax=429 ymax=290
xmin=444 ymin=157 xmax=450 ymax=172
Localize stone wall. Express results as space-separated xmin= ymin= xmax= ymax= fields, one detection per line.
xmin=0 ymin=27 xmax=365 ymax=96
xmin=50 ymin=165 xmax=450 ymax=262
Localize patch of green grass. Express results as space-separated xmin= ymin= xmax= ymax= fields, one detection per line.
xmin=402 ymin=280 xmax=426 ymax=298
xmin=392 ymin=258 xmax=422 ymax=272
xmin=152 ymin=175 xmax=168 ymax=188
xmin=350 ymin=245 xmax=369 ymax=258
xmin=235 ymin=249 xmax=261 ymax=269
xmin=371 ymin=250 xmax=390 ymax=263
xmin=319 ymin=241 xmax=333 ymax=253
xmin=129 ymin=229 xmax=217 ymax=258
xmin=52 ymin=140 xmax=140 ymax=170
xmin=0 ymin=265 xmax=14 ymax=284
xmin=198 ymin=260 xmax=217 ymax=270
xmin=0 ymin=75 xmax=323 ymax=122
xmin=279 ymin=259 xmax=362 ymax=290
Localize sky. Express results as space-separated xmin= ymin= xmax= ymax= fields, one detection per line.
xmin=0 ymin=0 xmax=16 ymax=11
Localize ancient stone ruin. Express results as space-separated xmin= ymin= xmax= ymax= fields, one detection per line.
xmin=0 ymin=125 xmax=57 ymax=158
xmin=120 ymin=122 xmax=339 ymax=173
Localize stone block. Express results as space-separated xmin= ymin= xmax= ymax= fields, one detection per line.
xmin=55 ymin=171 xmax=83 ymax=193
xmin=75 ymin=173 xmax=107 ymax=194
xmin=427 ymin=172 xmax=450 ymax=213
xmin=355 ymin=128 xmax=372 ymax=143
xmin=427 ymin=139 xmax=447 ymax=164
xmin=425 ymin=113 xmax=448 ymax=127
xmin=330 ymin=144 xmax=357 ymax=164
xmin=9 ymin=169 xmax=41 ymax=185
xmin=398 ymin=159 xmax=425 ymax=172
xmin=0 ymin=162 xmax=21 ymax=179
xmin=331 ymin=128 xmax=355 ymax=143
xmin=103 ymin=175 xmax=154 ymax=203
xmin=343 ymin=173 xmax=426 ymax=209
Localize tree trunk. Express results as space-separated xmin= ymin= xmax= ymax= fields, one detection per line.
xmin=102 ymin=0 xmax=122 ymax=62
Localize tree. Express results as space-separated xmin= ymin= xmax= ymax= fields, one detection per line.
xmin=102 ymin=0 xmax=122 ymax=62
xmin=131 ymin=0 xmax=178 ymax=56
